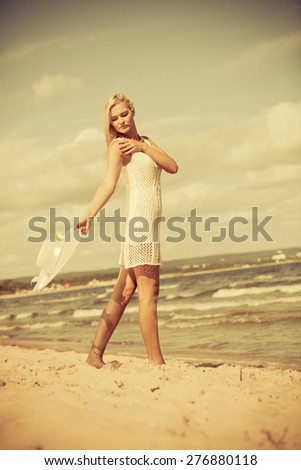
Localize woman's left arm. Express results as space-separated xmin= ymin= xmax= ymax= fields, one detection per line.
xmin=119 ymin=137 xmax=178 ymax=174
xmin=142 ymin=138 xmax=178 ymax=174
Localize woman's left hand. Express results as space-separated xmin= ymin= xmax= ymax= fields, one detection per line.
xmin=118 ymin=138 xmax=145 ymax=156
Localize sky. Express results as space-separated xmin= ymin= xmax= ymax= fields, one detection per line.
xmin=1 ymin=0 xmax=301 ymax=279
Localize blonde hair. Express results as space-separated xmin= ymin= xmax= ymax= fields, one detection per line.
xmin=103 ymin=93 xmax=135 ymax=146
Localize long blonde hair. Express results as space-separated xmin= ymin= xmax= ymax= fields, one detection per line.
xmin=103 ymin=93 xmax=135 ymax=146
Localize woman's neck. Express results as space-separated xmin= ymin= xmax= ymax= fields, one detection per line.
xmin=117 ymin=132 xmax=141 ymax=141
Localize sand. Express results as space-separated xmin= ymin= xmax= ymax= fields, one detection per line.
xmin=0 ymin=345 xmax=300 ymax=450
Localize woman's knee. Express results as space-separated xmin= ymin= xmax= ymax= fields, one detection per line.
xmin=138 ymin=288 xmax=159 ymax=307
xmin=120 ymin=283 xmax=136 ymax=306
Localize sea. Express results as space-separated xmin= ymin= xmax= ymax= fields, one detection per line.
xmin=1 ymin=255 xmax=301 ymax=371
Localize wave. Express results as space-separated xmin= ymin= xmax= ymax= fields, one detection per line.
xmin=158 ymin=295 xmax=301 ymax=313
xmin=229 ymin=274 xmax=274 ymax=288
xmin=0 ymin=314 xmax=10 ymax=321
xmin=195 ymin=295 xmax=301 ymax=310
xmin=16 ymin=312 xmax=34 ymax=320
xmin=96 ymin=293 xmax=107 ymax=299
xmin=171 ymin=312 xmax=226 ymax=321
xmin=165 ymin=292 xmax=198 ymax=300
xmin=2 ymin=294 xmax=300 ymax=328
xmin=213 ymin=284 xmax=301 ymax=298
xmin=160 ymin=283 xmax=180 ymax=290
xmin=162 ymin=314 xmax=300 ymax=329
xmin=73 ymin=309 xmax=101 ymax=319
xmin=34 ymin=295 xmax=82 ymax=305
xmin=0 ymin=325 xmax=16 ymax=331
xmin=31 ymin=321 xmax=66 ymax=330
xmin=284 ymin=296 xmax=301 ymax=303
xmin=255 ymin=274 xmax=274 ymax=280
xmin=0 ymin=312 xmax=40 ymax=322
xmin=0 ymin=321 xmax=66 ymax=331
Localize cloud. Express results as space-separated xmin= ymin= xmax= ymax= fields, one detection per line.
xmin=0 ymin=127 xmax=105 ymax=214
xmin=223 ymin=100 xmax=301 ymax=170
xmin=32 ymin=74 xmax=83 ymax=101
xmin=0 ymin=38 xmax=65 ymax=65
xmin=245 ymin=164 xmax=301 ymax=190
xmin=0 ymin=73 xmax=83 ymax=107
xmin=219 ymin=30 xmax=301 ymax=72
xmin=157 ymin=100 xmax=301 ymax=238
xmin=267 ymin=101 xmax=301 ymax=152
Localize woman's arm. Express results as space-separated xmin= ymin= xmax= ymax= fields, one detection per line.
xmin=76 ymin=141 xmax=123 ymax=234
xmin=118 ymin=137 xmax=178 ymax=174
xmin=142 ymin=137 xmax=178 ymax=174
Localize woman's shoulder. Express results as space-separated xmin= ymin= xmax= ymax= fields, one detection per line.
xmin=141 ymin=135 xmax=152 ymax=146
xmin=107 ymin=138 xmax=122 ymax=158
xmin=107 ymin=139 xmax=117 ymax=151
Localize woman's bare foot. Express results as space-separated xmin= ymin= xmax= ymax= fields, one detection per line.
xmin=86 ymin=343 xmax=106 ymax=369
xmin=148 ymin=357 xmax=166 ymax=366
xmin=86 ymin=344 xmax=122 ymax=369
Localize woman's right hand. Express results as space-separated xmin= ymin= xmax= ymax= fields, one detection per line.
xmin=117 ymin=137 xmax=144 ymax=156
xmin=75 ymin=216 xmax=93 ymax=235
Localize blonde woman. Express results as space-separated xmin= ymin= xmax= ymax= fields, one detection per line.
xmin=77 ymin=93 xmax=178 ymax=368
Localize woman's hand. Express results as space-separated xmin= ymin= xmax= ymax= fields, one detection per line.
xmin=117 ymin=138 xmax=145 ymax=156
xmin=75 ymin=216 xmax=93 ymax=235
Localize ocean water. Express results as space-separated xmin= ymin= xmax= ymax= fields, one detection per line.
xmin=0 ymin=261 xmax=300 ymax=371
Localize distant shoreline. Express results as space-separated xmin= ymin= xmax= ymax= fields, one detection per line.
xmin=1 ymin=259 xmax=300 ymax=299
xmin=161 ymin=258 xmax=301 ymax=279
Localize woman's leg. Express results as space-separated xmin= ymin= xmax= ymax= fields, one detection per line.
xmin=87 ymin=266 xmax=137 ymax=368
xmin=134 ymin=264 xmax=165 ymax=365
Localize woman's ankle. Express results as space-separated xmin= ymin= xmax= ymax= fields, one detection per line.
xmin=86 ymin=343 xmax=106 ymax=368
xmin=148 ymin=355 xmax=165 ymax=366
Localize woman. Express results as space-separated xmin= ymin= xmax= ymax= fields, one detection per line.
xmin=77 ymin=93 xmax=178 ymax=368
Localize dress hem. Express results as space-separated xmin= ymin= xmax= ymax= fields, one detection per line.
xmin=119 ymin=262 xmax=162 ymax=269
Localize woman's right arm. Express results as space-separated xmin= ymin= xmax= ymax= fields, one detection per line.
xmin=76 ymin=141 xmax=123 ymax=234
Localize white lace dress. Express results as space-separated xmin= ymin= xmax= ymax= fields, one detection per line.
xmin=118 ymin=138 xmax=162 ymax=269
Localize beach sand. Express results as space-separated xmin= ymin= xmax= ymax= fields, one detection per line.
xmin=0 ymin=345 xmax=300 ymax=450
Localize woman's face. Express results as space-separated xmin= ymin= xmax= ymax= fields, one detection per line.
xmin=110 ymin=102 xmax=135 ymax=135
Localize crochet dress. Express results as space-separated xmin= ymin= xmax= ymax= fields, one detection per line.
xmin=118 ymin=138 xmax=162 ymax=269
